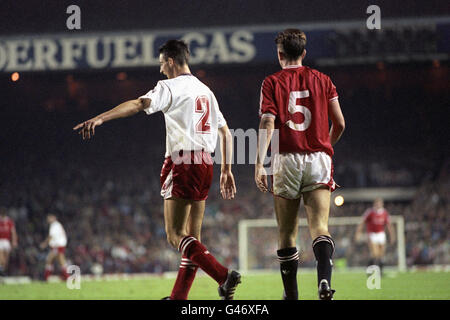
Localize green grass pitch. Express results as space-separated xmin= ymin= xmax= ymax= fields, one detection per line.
xmin=1 ymin=271 xmax=449 ymax=300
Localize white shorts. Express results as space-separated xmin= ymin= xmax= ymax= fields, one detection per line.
xmin=369 ymin=232 xmax=386 ymax=245
xmin=272 ymin=152 xmax=336 ymax=199
xmin=0 ymin=239 xmax=11 ymax=251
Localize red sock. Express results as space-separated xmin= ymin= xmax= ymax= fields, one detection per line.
xmin=60 ymin=266 xmax=69 ymax=281
xmin=179 ymin=236 xmax=228 ymax=285
xmin=170 ymin=256 xmax=198 ymax=300
xmin=44 ymin=266 xmax=52 ymax=281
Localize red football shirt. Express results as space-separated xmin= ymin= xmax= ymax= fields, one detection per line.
xmin=259 ymin=65 xmax=338 ymax=156
xmin=0 ymin=217 xmax=14 ymax=240
xmin=363 ymin=208 xmax=390 ymax=233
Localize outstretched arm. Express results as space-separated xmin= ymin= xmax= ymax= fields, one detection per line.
xmin=255 ymin=115 xmax=275 ymax=193
xmin=218 ymin=124 xmax=236 ymax=200
xmin=73 ymin=98 xmax=150 ymax=139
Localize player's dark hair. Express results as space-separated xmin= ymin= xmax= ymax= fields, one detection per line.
xmin=275 ymin=29 xmax=307 ymax=61
xmin=159 ymin=40 xmax=190 ymax=66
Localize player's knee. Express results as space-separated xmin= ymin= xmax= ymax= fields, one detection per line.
xmin=310 ymin=226 xmax=330 ymax=239
xmin=165 ymin=233 xmax=177 ymax=248
xmin=166 ymin=230 xmax=186 ymax=249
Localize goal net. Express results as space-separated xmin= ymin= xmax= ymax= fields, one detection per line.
xmin=238 ymin=216 xmax=406 ymax=273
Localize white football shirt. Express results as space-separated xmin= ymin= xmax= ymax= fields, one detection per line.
xmin=49 ymin=221 xmax=67 ymax=248
xmin=139 ymin=74 xmax=227 ymax=157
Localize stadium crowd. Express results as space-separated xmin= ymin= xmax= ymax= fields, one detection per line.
xmin=2 ymin=153 xmax=448 ymax=277
xmin=1 ymin=62 xmax=448 ymax=277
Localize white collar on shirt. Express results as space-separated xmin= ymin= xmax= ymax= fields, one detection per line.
xmin=283 ymin=65 xmax=303 ymax=69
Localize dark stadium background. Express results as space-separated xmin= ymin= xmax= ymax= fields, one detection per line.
xmin=0 ymin=0 xmax=449 ymax=278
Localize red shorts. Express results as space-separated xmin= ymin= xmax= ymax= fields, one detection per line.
xmin=160 ymin=151 xmax=213 ymax=201
xmin=51 ymin=247 xmax=66 ymax=254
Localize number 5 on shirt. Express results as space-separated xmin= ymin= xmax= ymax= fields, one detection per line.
xmin=286 ymin=90 xmax=311 ymax=132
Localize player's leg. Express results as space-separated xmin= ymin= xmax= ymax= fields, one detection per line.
xmin=303 ymin=186 xmax=335 ymax=299
xmin=164 ymin=152 xmax=240 ymax=300
xmin=44 ymin=250 xmax=56 ymax=281
xmin=378 ymin=243 xmax=386 ymax=258
xmin=165 ymin=198 xmax=230 ymax=290
xmin=0 ymin=249 xmax=6 ymax=276
xmin=186 ymin=200 xmax=204 ymax=240
xmin=275 ymin=196 xmax=301 ymax=248
xmin=376 ymin=243 xmax=386 ymax=274
xmin=169 ymin=200 xmax=204 ymax=300
xmin=274 ymin=195 xmax=301 ymax=300
xmin=367 ymin=238 xmax=377 ymax=266
xmin=57 ymin=251 xmax=69 ymax=280
xmin=369 ymin=235 xmax=382 ymax=262
xmin=56 ymin=251 xmax=66 ymax=267
xmin=3 ymin=250 xmax=10 ymax=272
xmin=184 ymin=200 xmax=241 ymax=300
xmin=0 ymin=240 xmax=12 ymax=276
xmin=164 ymin=197 xmax=192 ymax=248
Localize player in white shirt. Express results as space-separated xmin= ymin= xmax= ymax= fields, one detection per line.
xmin=73 ymin=40 xmax=240 ymax=300
xmin=40 ymin=214 xmax=69 ymax=281
xmin=140 ymin=72 xmax=227 ymax=160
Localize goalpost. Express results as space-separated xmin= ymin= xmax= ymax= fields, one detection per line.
xmin=238 ymin=216 xmax=406 ymax=273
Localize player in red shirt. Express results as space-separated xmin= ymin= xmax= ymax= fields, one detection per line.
xmin=355 ymin=198 xmax=396 ymax=274
xmin=255 ymin=29 xmax=345 ymax=300
xmin=0 ymin=207 xmax=18 ymax=276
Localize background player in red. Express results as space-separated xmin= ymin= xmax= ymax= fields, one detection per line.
xmin=73 ymin=40 xmax=240 ymax=300
xmin=255 ymin=29 xmax=345 ymax=300
xmin=0 ymin=207 xmax=18 ymax=276
xmin=355 ymin=198 xmax=396 ymax=274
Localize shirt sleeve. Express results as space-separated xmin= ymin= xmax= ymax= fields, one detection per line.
xmin=327 ymin=76 xmax=339 ymax=101
xmin=259 ymin=77 xmax=278 ymax=118
xmin=139 ymin=81 xmax=172 ymax=115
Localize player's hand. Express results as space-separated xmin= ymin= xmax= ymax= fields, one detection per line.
xmin=39 ymin=242 xmax=47 ymax=250
xmin=73 ymin=117 xmax=104 ymax=140
xmin=220 ymin=170 xmax=236 ymax=200
xmin=354 ymin=232 xmax=361 ymax=242
xmin=255 ymin=165 xmax=269 ymax=193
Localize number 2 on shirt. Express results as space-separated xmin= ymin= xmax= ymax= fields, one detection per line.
xmin=195 ymin=96 xmax=211 ymax=133
xmin=286 ymin=90 xmax=311 ymax=131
